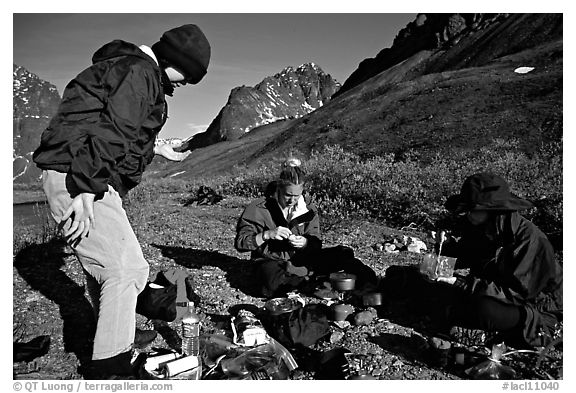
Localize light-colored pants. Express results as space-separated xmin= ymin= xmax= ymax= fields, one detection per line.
xmin=42 ymin=170 xmax=149 ymax=360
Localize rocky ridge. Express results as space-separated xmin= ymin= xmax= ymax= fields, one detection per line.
xmin=13 ymin=64 xmax=60 ymax=183
xmin=179 ymin=63 xmax=340 ymax=150
xmin=333 ymin=13 xmax=561 ymax=97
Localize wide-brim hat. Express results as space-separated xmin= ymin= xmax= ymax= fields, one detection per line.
xmin=445 ymin=172 xmax=533 ymax=213
xmin=152 ymin=24 xmax=211 ymax=85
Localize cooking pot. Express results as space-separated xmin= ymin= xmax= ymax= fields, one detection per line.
xmin=332 ymin=303 xmax=354 ymax=321
xmin=330 ymin=272 xmax=357 ymax=291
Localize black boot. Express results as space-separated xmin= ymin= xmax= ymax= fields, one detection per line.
xmin=13 ymin=335 xmax=51 ymax=363
xmin=82 ymin=351 xmax=134 ymax=380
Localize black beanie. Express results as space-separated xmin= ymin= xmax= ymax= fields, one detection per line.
xmin=152 ymin=24 xmax=211 ymax=85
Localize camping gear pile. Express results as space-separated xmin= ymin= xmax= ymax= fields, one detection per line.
xmin=133 ymin=267 xmax=394 ymax=380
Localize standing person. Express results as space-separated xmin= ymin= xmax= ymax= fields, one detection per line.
xmin=382 ymin=173 xmax=562 ymax=349
xmin=32 ymin=24 xmax=211 ymax=379
xmin=235 ymin=158 xmax=378 ymax=298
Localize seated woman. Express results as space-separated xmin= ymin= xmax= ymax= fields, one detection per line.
xmin=235 ymin=158 xmax=377 ymax=298
xmin=382 ymin=173 xmax=562 ymax=349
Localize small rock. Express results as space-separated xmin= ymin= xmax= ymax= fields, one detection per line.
xmin=406 ymin=236 xmax=427 ymax=253
xmin=514 ymin=66 xmax=535 ymax=74
xmin=332 ymin=320 xmax=351 ymax=329
xmin=25 ymin=293 xmax=42 ymax=303
xmin=384 ymin=243 xmax=398 ymax=253
xmin=330 ymin=331 xmax=345 ymax=343
xmin=393 ymin=359 xmax=404 ymax=367
xmin=365 ymin=307 xmax=378 ymax=316
xmin=429 ymin=336 xmax=452 ymax=350
xmin=354 ymin=310 xmax=376 ymax=326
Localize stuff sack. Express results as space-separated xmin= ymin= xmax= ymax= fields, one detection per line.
xmin=264 ymin=304 xmax=331 ymax=348
xmin=136 ymin=275 xmax=178 ymax=322
xmin=137 ymin=269 xmax=198 ymax=322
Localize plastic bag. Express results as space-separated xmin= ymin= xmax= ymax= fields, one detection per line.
xmin=465 ymin=343 xmax=517 ymax=379
xmin=220 ymin=342 xmax=293 ymax=379
xmin=419 ymin=254 xmax=457 ymax=280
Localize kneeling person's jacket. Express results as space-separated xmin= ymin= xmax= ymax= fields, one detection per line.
xmin=235 ymin=184 xmax=321 ymax=262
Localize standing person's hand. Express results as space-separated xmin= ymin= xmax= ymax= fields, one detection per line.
xmin=263 ymin=226 xmax=292 ymax=240
xmin=61 ymin=193 xmax=96 ymax=244
xmin=154 ymin=143 xmax=191 ymax=161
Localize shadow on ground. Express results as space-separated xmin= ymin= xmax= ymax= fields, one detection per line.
xmin=368 ymin=331 xmax=466 ymax=379
xmin=368 ymin=332 xmax=427 ymax=365
xmin=151 ymin=244 xmax=262 ymax=298
xmin=13 ymin=239 xmax=95 ymax=373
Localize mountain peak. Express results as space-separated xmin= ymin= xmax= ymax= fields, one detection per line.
xmin=181 ymin=62 xmax=341 ymax=150
xmin=13 ymin=64 xmax=61 ymax=182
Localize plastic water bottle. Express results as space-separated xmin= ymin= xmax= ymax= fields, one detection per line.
xmin=181 ymin=302 xmax=201 ymax=356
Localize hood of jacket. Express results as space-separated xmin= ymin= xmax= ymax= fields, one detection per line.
xmin=92 ymin=40 xmax=159 ymax=69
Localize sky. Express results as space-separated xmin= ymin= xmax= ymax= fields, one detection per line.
xmin=13 ymin=12 xmax=416 ymax=140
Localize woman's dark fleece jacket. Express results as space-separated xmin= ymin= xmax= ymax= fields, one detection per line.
xmin=33 ymin=40 xmax=167 ymax=198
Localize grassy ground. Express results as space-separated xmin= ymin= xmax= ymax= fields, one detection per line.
xmin=13 ymin=190 xmax=562 ymax=380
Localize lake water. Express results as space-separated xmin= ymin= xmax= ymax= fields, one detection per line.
xmin=13 ymin=201 xmax=52 ymax=228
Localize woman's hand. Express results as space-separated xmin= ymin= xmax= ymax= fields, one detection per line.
xmin=288 ymin=234 xmax=308 ymax=248
xmin=154 ymin=143 xmax=191 ymax=161
xmin=61 ymin=192 xmax=96 ymax=245
xmin=264 ymin=226 xmax=292 ymax=240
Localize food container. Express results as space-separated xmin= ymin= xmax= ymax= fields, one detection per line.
xmin=143 ymin=353 xmax=202 ymax=380
xmin=264 ymin=297 xmax=302 ymax=316
xmin=330 ymin=272 xmax=357 ymax=291
xmin=143 ymin=352 xmax=180 ymax=372
xmin=232 ymin=310 xmax=269 ymax=347
xmin=161 ymin=356 xmax=200 ymax=378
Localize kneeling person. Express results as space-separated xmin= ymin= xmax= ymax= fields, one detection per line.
xmin=235 ymin=158 xmax=377 ymax=298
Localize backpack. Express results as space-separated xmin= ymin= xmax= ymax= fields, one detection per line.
xmin=136 ymin=269 xmax=198 ymax=322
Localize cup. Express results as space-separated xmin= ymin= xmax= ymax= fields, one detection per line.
xmin=332 ymin=304 xmax=354 ymax=321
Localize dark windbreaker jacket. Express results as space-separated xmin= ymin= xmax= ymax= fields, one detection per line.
xmin=33 ymin=40 xmax=167 ymax=197
xmin=235 ymin=191 xmax=322 ymax=263
xmin=445 ymin=212 xmax=562 ymax=347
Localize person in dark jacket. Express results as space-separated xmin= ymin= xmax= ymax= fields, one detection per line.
xmin=382 ymin=173 xmax=562 ymax=349
xmin=32 ymin=24 xmax=211 ymax=379
xmin=235 ymin=158 xmax=377 ymax=298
